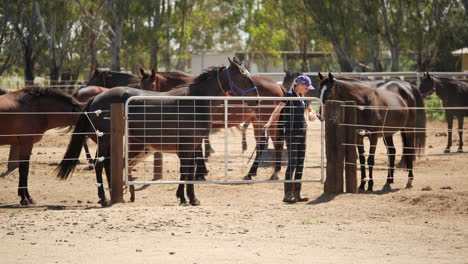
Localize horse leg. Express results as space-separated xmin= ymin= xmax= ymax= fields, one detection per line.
xmin=457 ymin=115 xmax=464 ymax=153
xmin=18 ymin=143 xmax=34 ymax=205
xmin=401 ymin=131 xmax=415 ymax=188
xmin=203 ymin=135 xmax=214 ymax=159
xmin=367 ymin=136 xmax=378 ymax=192
xmin=95 ymin=138 xmax=110 ymax=206
xmin=241 ymin=120 xmax=251 ymax=152
xmin=126 ymin=144 xmax=147 ymax=202
xmin=185 ymin=155 xmax=200 ymax=206
xmin=243 ymin=124 xmax=267 ymax=180
xmin=383 ymin=135 xmax=396 ymax=188
xmin=82 ymin=139 xmax=95 ymax=170
xmin=357 ymin=137 xmax=367 ymax=191
xmin=195 ymin=147 xmax=208 ymax=181
xmin=444 ymin=113 xmax=453 ymax=153
xmin=270 ymin=128 xmax=284 ymax=181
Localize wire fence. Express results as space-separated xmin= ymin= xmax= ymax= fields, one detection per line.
xmin=0 ymin=99 xmax=466 ymax=189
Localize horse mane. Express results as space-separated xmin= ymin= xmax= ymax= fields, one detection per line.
xmin=192 ymin=66 xmax=223 ymax=86
xmin=19 ymin=86 xmax=83 ymax=112
xmin=157 ymin=71 xmax=193 ymax=78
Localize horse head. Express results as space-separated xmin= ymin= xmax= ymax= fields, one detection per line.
xmin=139 ymin=68 xmax=158 ymax=91
xmin=282 ymin=70 xmax=302 ymax=91
xmin=223 ymin=57 xmax=258 ymax=106
xmin=419 ymin=72 xmax=436 ymax=98
xmin=87 ymin=68 xmax=113 ymax=87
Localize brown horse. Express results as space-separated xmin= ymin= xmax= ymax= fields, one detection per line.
xmin=56 ymin=58 xmax=258 ymax=206
xmin=318 ymin=72 xmax=426 ymax=191
xmin=419 ymin=72 xmax=468 ymax=153
xmin=0 ymin=87 xmax=83 ymax=205
xmin=139 ymin=68 xmax=287 ymax=181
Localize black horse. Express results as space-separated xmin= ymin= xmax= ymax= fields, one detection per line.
xmin=318 ymin=73 xmax=426 ymax=191
xmin=419 ymin=72 xmax=468 ymax=153
xmin=56 ymin=57 xmax=258 ymax=206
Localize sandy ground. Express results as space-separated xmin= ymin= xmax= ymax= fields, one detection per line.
xmin=0 ymin=120 xmax=467 ymax=263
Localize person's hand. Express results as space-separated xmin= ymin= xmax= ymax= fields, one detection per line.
xmin=264 ymin=122 xmax=271 ymax=130
xmin=308 ymin=111 xmax=317 ymax=121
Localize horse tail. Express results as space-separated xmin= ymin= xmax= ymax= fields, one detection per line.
xmin=413 ymin=85 xmax=426 ymax=157
xmin=55 ymin=98 xmax=94 ymax=180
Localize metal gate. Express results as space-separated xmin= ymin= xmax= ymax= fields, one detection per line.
xmin=124 ymin=96 xmax=325 ymax=186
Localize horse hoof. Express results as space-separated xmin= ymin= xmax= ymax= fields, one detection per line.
xmin=27 ymin=197 xmax=36 ymax=204
xmin=457 ymin=148 xmax=463 ymax=153
xmin=382 ymin=183 xmax=391 ymax=191
xmin=243 ymin=175 xmax=253 ymax=181
xmin=367 ymin=187 xmax=374 ymax=192
xmin=20 ymin=199 xmax=29 ymax=206
xmin=179 ymin=201 xmax=189 ymax=206
xmin=358 ymin=188 xmax=366 ymax=193
xmin=99 ymin=199 xmax=111 ymax=207
xmin=195 ymin=175 xmax=206 ymax=181
xmin=190 ymin=198 xmax=201 ymax=206
xmin=405 ymin=183 xmax=413 ymax=189
xmin=282 ymin=197 xmax=297 ymax=204
xmin=444 ymin=149 xmax=450 ymax=153
xmin=83 ymin=165 xmax=94 ymax=171
xmin=269 ymin=174 xmax=279 ymax=181
xmin=130 ymin=196 xmax=135 ymax=203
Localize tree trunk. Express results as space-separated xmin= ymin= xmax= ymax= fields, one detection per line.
xmin=22 ymin=41 xmax=35 ymax=85
xmin=111 ymin=22 xmax=122 ymax=71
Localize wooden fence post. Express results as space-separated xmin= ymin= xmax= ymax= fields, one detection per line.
xmin=324 ymin=100 xmax=345 ymax=193
xmin=7 ymin=145 xmax=20 ymax=171
xmin=111 ymin=104 xmax=124 ymax=204
xmin=153 ymin=152 xmax=163 ymax=180
xmin=344 ymin=101 xmax=358 ymax=193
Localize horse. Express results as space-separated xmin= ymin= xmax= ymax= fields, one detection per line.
xmin=87 ymin=68 xmax=141 ymax=88
xmin=0 ymin=87 xmax=83 ymax=205
xmin=318 ymin=72 xmax=426 ymax=191
xmin=56 ymin=57 xmax=258 ymax=206
xmin=140 ymin=68 xmax=288 ymax=181
xmin=0 ymin=87 xmax=8 ymax=95
xmin=419 ymin=72 xmax=468 ymax=153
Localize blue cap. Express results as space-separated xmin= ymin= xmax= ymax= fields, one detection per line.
xmin=295 ymin=75 xmax=315 ymax=90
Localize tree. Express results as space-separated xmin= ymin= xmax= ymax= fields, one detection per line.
xmin=1 ymin=1 xmax=45 ymax=84
xmin=33 ymin=0 xmax=75 ymax=82
xmin=303 ymin=0 xmax=362 ymax=72
xmin=0 ymin=14 xmax=17 ymax=75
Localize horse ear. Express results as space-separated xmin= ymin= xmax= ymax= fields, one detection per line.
xmin=328 ymin=72 xmax=334 ymax=82
xmin=92 ymin=67 xmax=100 ymax=76
xmin=151 ymin=69 xmax=156 ymax=79
xmin=139 ymin=67 xmax=146 ymax=77
xmin=228 ymin=57 xmax=234 ymax=66
xmin=426 ymin=72 xmax=430 ymax=78
xmin=318 ymin=72 xmax=323 ymax=80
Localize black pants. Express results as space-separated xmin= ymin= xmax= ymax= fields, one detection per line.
xmin=284 ymin=130 xmax=306 ymax=181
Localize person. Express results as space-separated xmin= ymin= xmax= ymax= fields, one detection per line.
xmin=264 ymin=75 xmax=317 ymax=203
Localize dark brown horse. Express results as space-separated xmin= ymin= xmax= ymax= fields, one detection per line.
xmin=56 ymin=58 xmax=258 ymax=206
xmin=419 ymin=72 xmax=468 ymax=153
xmin=87 ymin=68 xmax=141 ymax=88
xmin=138 ymin=68 xmax=195 ymax=92
xmin=140 ymin=68 xmax=288 ymax=181
xmin=318 ymin=72 xmax=426 ymax=191
xmin=0 ymin=87 xmax=83 ymax=205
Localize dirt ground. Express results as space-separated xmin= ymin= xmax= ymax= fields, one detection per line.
xmin=0 ymin=120 xmax=467 ymax=263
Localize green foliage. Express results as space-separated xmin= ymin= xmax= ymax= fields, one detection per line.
xmin=425 ymin=94 xmax=445 ymax=121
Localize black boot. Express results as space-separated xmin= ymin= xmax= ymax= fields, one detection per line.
xmin=283 ymin=183 xmax=296 ymax=204
xmin=293 ymin=183 xmax=309 ymax=202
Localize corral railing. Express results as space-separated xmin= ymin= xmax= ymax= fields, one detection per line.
xmin=122 ymin=96 xmax=325 ymax=186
